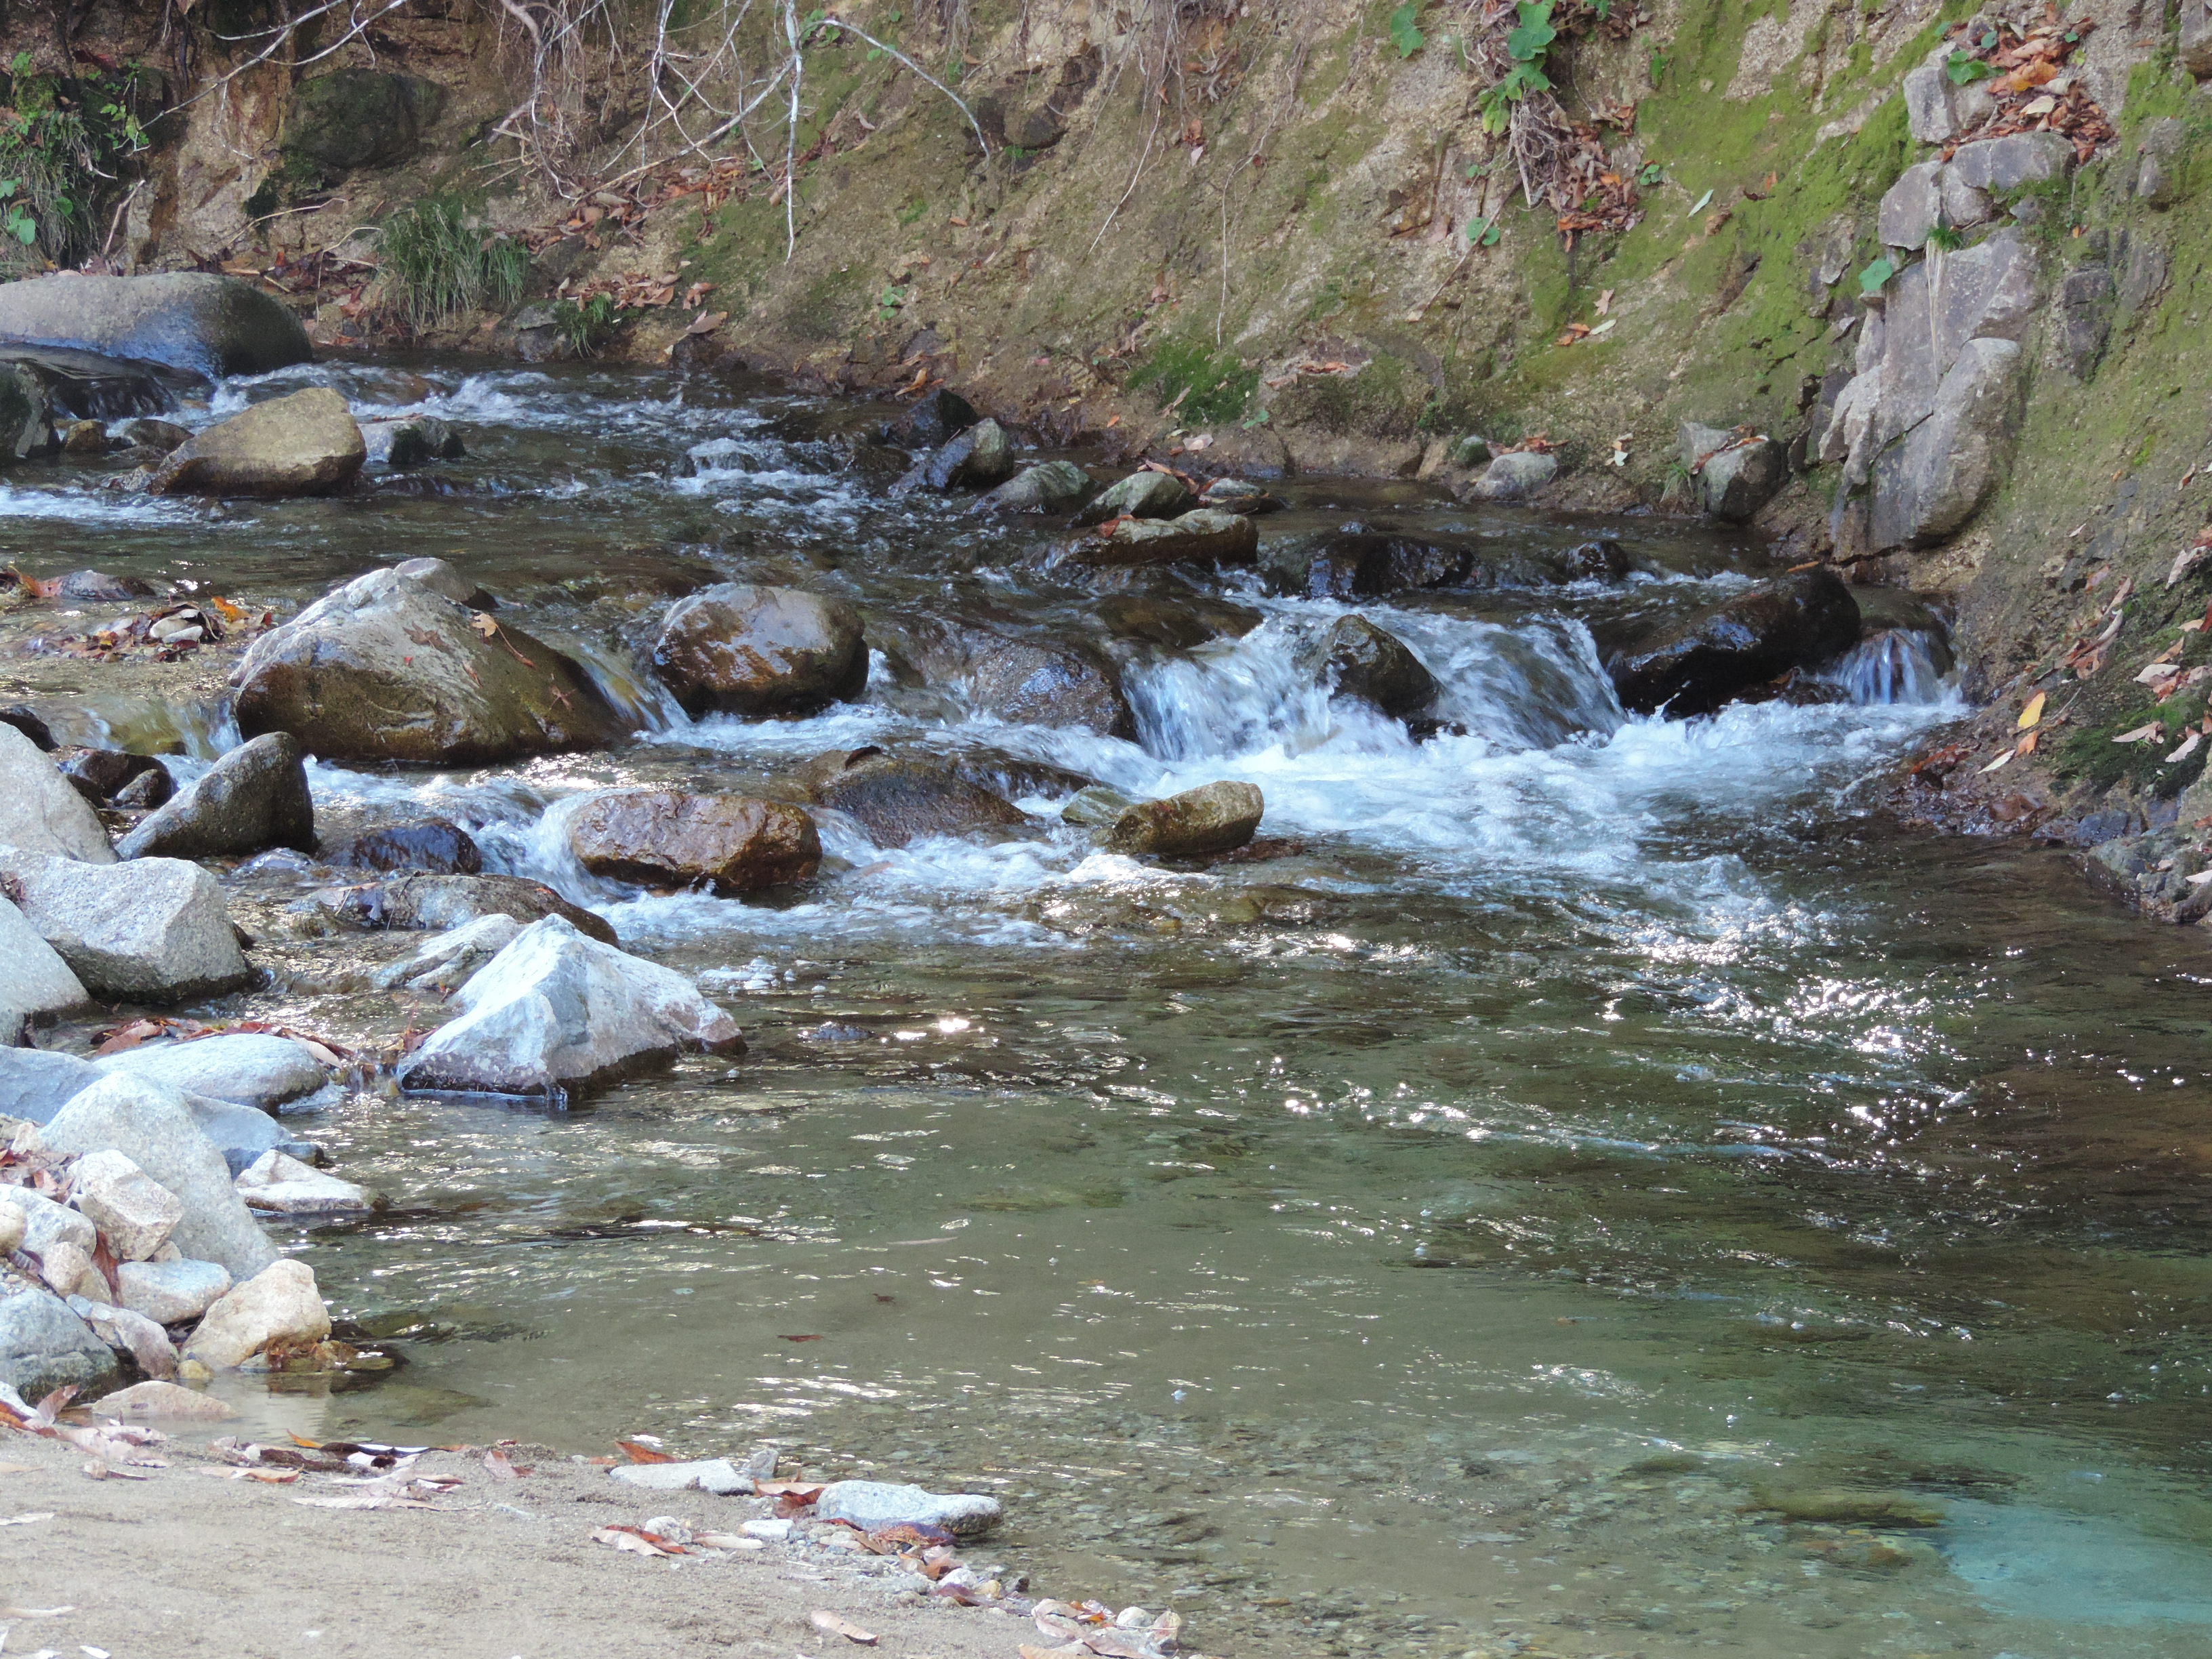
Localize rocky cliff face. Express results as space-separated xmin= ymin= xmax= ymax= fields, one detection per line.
xmin=21 ymin=1 xmax=2212 ymax=874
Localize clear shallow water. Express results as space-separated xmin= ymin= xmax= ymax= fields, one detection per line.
xmin=23 ymin=360 xmax=2212 ymax=1658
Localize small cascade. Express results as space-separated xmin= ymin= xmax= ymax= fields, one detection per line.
xmin=1824 ymin=627 xmax=1954 ymax=706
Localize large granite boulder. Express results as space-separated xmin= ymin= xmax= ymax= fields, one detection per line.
xmin=651 ymin=584 xmax=867 ymax=717
xmin=3 ymin=853 xmax=252 ymax=1003
xmin=0 ymin=272 xmax=313 ymax=382
xmin=1610 ymin=569 xmax=1862 ymax=717
xmin=0 ymin=720 xmax=114 ymax=862
xmin=146 ymin=388 xmax=365 ymax=497
xmin=231 ymin=565 xmax=623 ymax=764
xmin=116 ymin=732 xmax=314 ymax=861
xmin=565 ymin=790 xmax=821 ymax=893
xmin=395 ymin=916 xmax=743 ymax=1098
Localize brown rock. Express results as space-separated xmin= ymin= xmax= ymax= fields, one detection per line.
xmin=567 ymin=790 xmax=821 ymax=893
xmin=652 ymin=583 xmax=867 ymax=717
xmin=1105 ymin=781 xmax=1264 ymax=858
xmin=794 ymin=748 xmax=1027 ymax=848
xmin=147 ymin=387 xmax=365 ymax=498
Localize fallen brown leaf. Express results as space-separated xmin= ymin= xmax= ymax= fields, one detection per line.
xmin=810 ymin=1610 xmax=880 ymax=1645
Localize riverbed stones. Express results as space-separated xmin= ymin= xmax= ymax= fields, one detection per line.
xmin=40 ymin=1076 xmax=279 ymax=1279
xmin=1470 ymin=450 xmax=1557 ymax=500
xmin=974 ymin=459 xmax=1094 ymax=514
xmin=652 ymin=584 xmax=867 ymax=717
xmin=0 ymin=721 xmax=115 ymax=862
xmin=58 ymin=747 xmax=173 ymax=809
xmin=1679 ymin=423 xmax=1788 ymax=523
xmin=1200 ymin=476 xmax=1282 ymax=514
xmin=0 ymin=896 xmax=88 ymax=1043
xmin=0 ymin=1288 xmax=118 ymax=1399
xmin=1076 ymin=468 xmax=1195 ymax=525
xmin=232 ymin=565 xmax=622 ymax=764
xmin=896 ymin=418 xmax=1015 ymax=491
xmin=115 ymin=1258 xmax=231 ymax=1326
xmin=116 ymin=733 xmax=314 ymax=862
xmin=146 ymin=388 xmax=365 ymax=498
xmin=1306 ymin=616 xmax=1437 ymax=716
xmin=396 ymin=915 xmax=743 ymax=1098
xmin=182 ymin=1258 xmax=329 ymax=1370
xmin=794 ymin=749 xmax=1028 ymax=847
xmin=1304 ymin=533 xmax=1473 ymax=599
xmin=4 ymin=853 xmax=250 ymax=1002
xmin=1106 ymin=781 xmax=1264 ymax=858
xmin=334 ymin=870 xmax=617 ymax=944
xmin=1610 ymin=568 xmax=1862 ymax=718
xmin=966 ymin=636 xmax=1134 ymax=737
xmin=234 ymin=1149 xmax=380 ymax=1215
xmin=94 ymin=1378 xmax=236 ymax=1420
xmin=0 ymin=272 xmax=314 ymax=382
xmin=567 ymin=790 xmax=821 ymax=893
xmin=1092 ymin=594 xmax=1262 ymax=650
xmin=68 ymin=1147 xmax=183 ymax=1261
xmin=1061 ymin=508 xmax=1258 ymax=570
xmin=95 ymin=1034 xmax=333 ymax=1111
xmin=814 ymin=1480 xmax=1002 ymax=1538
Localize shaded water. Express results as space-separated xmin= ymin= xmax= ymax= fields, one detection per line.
xmin=18 ymin=361 xmax=2212 ymax=1658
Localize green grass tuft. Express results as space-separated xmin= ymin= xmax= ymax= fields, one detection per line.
xmin=377 ymin=197 xmax=529 ymax=332
xmin=1127 ymin=339 xmax=1258 ymax=427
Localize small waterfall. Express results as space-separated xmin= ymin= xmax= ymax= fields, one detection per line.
xmin=1824 ymin=627 xmax=1954 ymax=706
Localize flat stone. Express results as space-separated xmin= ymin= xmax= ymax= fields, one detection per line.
xmin=1877 ymin=159 xmax=1944 ymax=250
xmin=93 ymin=1378 xmax=235 ymax=1420
xmin=94 ymin=1034 xmax=332 ymax=1111
xmin=0 ymin=720 xmax=114 ymax=863
xmin=182 ymin=1257 xmax=329 ymax=1370
xmin=608 ymin=1458 xmax=753 ymax=1495
xmin=233 ymin=1149 xmax=380 ymax=1214
xmin=327 ymin=871 xmax=617 ymax=945
xmin=115 ymin=732 xmax=314 ymax=861
xmin=0 ymin=1286 xmax=118 ymax=1400
xmin=1059 ymin=508 xmax=1259 ymax=569
xmin=1106 ymin=781 xmax=1265 ymax=859
xmin=566 ymin=791 xmax=821 ymax=893
xmin=813 ymin=1479 xmax=1003 ymax=1537
xmin=371 ymin=914 xmax=524 ymax=992
xmin=148 ymin=387 xmax=365 ymax=498
xmin=68 ymin=1147 xmax=182 ymax=1261
xmin=1948 ymin=131 xmax=2073 ymax=192
xmin=40 ymin=1074 xmax=279 ymax=1281
xmin=3 ymin=853 xmax=250 ymax=1003
xmin=114 ymin=1256 xmax=232 ymax=1325
xmin=741 ymin=1517 xmax=792 ymax=1540
xmin=395 ymin=916 xmax=743 ymax=1099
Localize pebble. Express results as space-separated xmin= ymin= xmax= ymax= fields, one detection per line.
xmin=608 ymin=1457 xmax=754 ymax=1495
xmin=741 ymin=1517 xmax=793 ymax=1541
xmin=814 ymin=1479 xmax=1003 ymax=1538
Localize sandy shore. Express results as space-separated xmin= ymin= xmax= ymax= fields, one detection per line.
xmin=0 ymin=1425 xmax=1059 ymax=1659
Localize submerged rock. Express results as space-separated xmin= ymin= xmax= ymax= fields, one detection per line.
xmin=974 ymin=459 xmax=1094 ymax=514
xmin=1076 ymin=468 xmax=1195 ymax=525
xmin=794 ymin=748 xmax=1028 ymax=848
xmin=895 ymin=418 xmax=1015 ymax=491
xmin=232 ymin=565 xmax=622 ymax=764
xmin=116 ymin=732 xmax=314 ymax=862
xmin=0 ymin=1288 xmax=118 ymax=1401
xmin=1563 ymin=538 xmax=1631 ymax=581
xmin=94 ymin=1377 xmax=236 ymax=1420
xmin=1303 ymin=533 xmax=1473 ymax=599
xmin=322 ymin=818 xmax=483 ymax=876
xmin=182 ymin=1258 xmax=329 ymax=1370
xmin=41 ymin=1074 xmax=279 ymax=1280
xmin=1610 ymin=568 xmax=1862 ymax=717
xmin=0 ymin=722 xmax=115 ymax=863
xmin=1305 ymin=616 xmax=1438 ymax=716
xmin=5 ymin=853 xmax=251 ymax=1003
xmin=146 ymin=388 xmax=365 ymax=498
xmin=362 ymin=414 xmax=465 ymax=468
xmin=1199 ymin=476 xmax=1283 ymax=514
xmin=567 ymin=790 xmax=821 ymax=893
xmin=332 ymin=870 xmax=617 ymax=944
xmin=1106 ymin=781 xmax=1265 ymax=858
xmin=651 ymin=583 xmax=867 ymax=717
xmin=0 ymin=272 xmax=314 ymax=382
xmin=395 ymin=915 xmax=743 ymax=1098
xmin=814 ymin=1479 xmax=1003 ymax=1537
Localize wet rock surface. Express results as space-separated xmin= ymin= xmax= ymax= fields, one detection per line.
xmin=792 ymin=749 xmax=1029 ymax=848
xmin=328 ymin=871 xmax=619 ymax=944
xmin=116 ymin=732 xmax=314 ymax=862
xmin=567 ymin=790 xmax=822 ymax=893
xmin=652 ymin=584 xmax=867 ymax=717
xmin=1610 ymin=569 xmax=1862 ymax=718
xmin=1106 ymin=781 xmax=1265 ymax=858
xmin=0 ymin=272 xmax=313 ymax=382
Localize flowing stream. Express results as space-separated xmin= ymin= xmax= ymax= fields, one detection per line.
xmin=17 ymin=360 xmax=2212 ymax=1658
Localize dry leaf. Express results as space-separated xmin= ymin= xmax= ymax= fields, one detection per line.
xmin=591 ymin=1524 xmax=685 ymax=1557
xmin=809 ymin=1610 xmax=880 ymax=1645
xmin=1979 ymin=748 xmax=2017 ymax=773
xmin=2113 ymin=722 xmax=2164 ymax=744
xmin=2168 ymin=731 xmax=2203 ymax=764
xmin=2016 ymin=691 xmax=2046 ymax=730
xmin=483 ymin=1448 xmax=522 ymax=1480
xmin=617 ymin=1439 xmax=678 ymax=1464
xmin=690 ymin=1531 xmax=766 ymax=1551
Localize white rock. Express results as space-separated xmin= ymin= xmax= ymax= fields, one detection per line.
xmin=115 ymin=1256 xmax=230 ymax=1324
xmin=813 ymin=1479 xmax=1004 ymax=1536
xmin=395 ymin=916 xmax=742 ymax=1099
xmin=96 ymin=1033 xmax=331 ymax=1110
xmin=12 ymin=1185 xmax=94 ymax=1258
xmin=234 ymin=1149 xmax=380 ymax=1215
xmin=370 ymin=913 xmax=523 ymax=991
xmin=41 ymin=1075 xmax=277 ymax=1280
xmin=181 ymin=1257 xmax=329 ymax=1369
xmin=741 ymin=1517 xmax=792 ymax=1541
xmin=0 ymin=721 xmax=114 ymax=863
xmin=3 ymin=853 xmax=250 ymax=1003
xmin=66 ymin=1293 xmax=177 ymax=1378
xmin=608 ymin=1457 xmax=753 ymax=1495
xmin=0 ymin=895 xmax=87 ymax=1043
xmin=0 ymin=1195 xmax=22 ymax=1254
xmin=68 ymin=1146 xmax=183 ymax=1261
xmin=94 ymin=1378 xmax=236 ymax=1420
